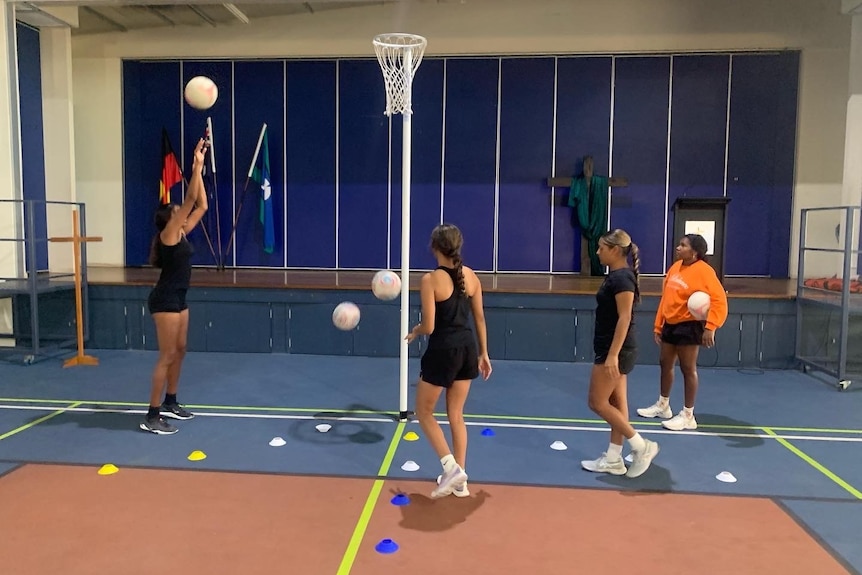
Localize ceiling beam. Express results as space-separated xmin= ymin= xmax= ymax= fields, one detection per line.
xmin=222 ymin=2 xmax=249 ymax=24
xmin=23 ymin=0 xmax=388 ymax=5
xmin=144 ymin=5 xmax=175 ymax=25
xmin=186 ymin=3 xmax=217 ymax=26
xmin=842 ymin=0 xmax=862 ymax=14
xmin=81 ymin=5 xmax=127 ymax=31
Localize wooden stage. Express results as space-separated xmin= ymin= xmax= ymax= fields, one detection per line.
xmin=86 ymin=266 xmax=796 ymax=300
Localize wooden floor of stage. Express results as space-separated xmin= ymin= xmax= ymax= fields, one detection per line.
xmin=86 ymin=266 xmax=795 ymax=299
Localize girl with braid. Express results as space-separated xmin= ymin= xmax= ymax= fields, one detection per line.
xmin=580 ymin=229 xmax=659 ymax=478
xmin=406 ymin=224 xmax=492 ymax=498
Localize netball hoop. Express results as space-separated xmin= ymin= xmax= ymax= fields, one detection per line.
xmin=373 ymin=33 xmax=427 ymax=421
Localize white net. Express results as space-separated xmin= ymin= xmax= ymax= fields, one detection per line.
xmin=373 ymin=33 xmax=428 ymax=116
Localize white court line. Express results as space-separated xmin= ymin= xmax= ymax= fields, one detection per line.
xmin=0 ymin=404 xmax=859 ymax=444
xmin=0 ymin=404 xmax=393 ymax=424
xmin=460 ymin=420 xmax=862 ymax=443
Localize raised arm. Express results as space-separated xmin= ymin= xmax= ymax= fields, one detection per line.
xmin=181 ymin=138 xmax=209 ymax=234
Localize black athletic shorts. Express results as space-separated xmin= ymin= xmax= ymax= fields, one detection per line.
xmin=420 ymin=344 xmax=479 ymax=388
xmin=660 ymin=320 xmax=704 ymax=346
xmin=594 ymin=347 xmax=638 ymax=375
xmin=147 ymin=288 xmax=188 ymax=314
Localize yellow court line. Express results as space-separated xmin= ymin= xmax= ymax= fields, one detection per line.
xmin=336 ymin=421 xmax=406 ymax=575
xmin=0 ymin=402 xmax=82 ymax=441
xmin=762 ymin=427 xmax=862 ymax=500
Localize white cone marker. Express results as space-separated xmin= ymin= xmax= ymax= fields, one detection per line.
xmin=716 ymin=471 xmax=737 ymax=483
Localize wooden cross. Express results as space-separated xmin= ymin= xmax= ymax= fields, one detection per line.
xmin=49 ymin=209 xmax=103 ymax=367
xmin=547 ymin=155 xmax=629 ymax=188
xmin=547 ymin=156 xmax=629 ymax=275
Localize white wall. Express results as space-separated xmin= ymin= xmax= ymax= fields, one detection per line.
xmin=68 ymin=0 xmax=853 ymax=275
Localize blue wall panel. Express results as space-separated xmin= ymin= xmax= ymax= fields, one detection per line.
xmin=182 ymin=61 xmax=233 ymax=268
xmin=441 ymin=59 xmax=498 ymax=272
xmin=667 ymin=55 xmax=730 ymax=262
xmin=497 ymin=58 xmax=555 ymax=272
xmin=16 ymin=23 xmax=47 ymax=271
xmin=610 ymin=56 xmax=671 ymax=274
xmin=553 ymin=57 xmax=612 ymax=272
xmin=338 ymin=60 xmax=390 ymax=269
xmin=388 ymin=58 xmax=445 ymax=272
xmin=122 ymin=61 xmax=181 ymax=266
xmin=121 ymin=51 xmax=799 ymax=276
xmin=725 ymin=53 xmax=799 ymax=277
xmin=286 ymin=61 xmax=337 ymax=268
xmin=233 ymin=61 xmax=286 ymax=267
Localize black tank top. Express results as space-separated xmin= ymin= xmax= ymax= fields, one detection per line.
xmin=427 ymin=266 xmax=474 ymax=350
xmin=153 ymin=235 xmax=194 ymax=293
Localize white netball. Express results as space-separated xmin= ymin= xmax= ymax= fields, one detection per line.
xmin=332 ymin=301 xmax=360 ymax=331
xmin=371 ymin=270 xmax=401 ymax=301
xmin=687 ymin=291 xmax=710 ymax=320
xmin=184 ymin=76 xmax=218 ymax=110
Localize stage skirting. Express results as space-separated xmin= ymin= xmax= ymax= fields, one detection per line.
xmin=72 ymin=267 xmax=799 ymax=370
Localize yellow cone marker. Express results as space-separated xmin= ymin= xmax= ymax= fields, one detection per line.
xmin=187 ymin=450 xmax=207 ymax=461
xmin=97 ymin=464 xmax=119 ymax=475
xmin=403 ymin=431 xmax=419 ymax=441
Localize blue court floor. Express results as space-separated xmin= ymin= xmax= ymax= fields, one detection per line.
xmin=0 ymin=350 xmax=860 ymax=573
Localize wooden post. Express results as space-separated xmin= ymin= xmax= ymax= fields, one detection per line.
xmin=49 ymin=209 xmax=103 ymax=367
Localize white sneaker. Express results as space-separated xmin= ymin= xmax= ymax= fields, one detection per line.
xmin=626 ymin=439 xmax=660 ymax=478
xmin=636 ymin=401 xmax=672 ymax=419
xmin=662 ymin=411 xmax=698 ymax=431
xmin=581 ymin=453 xmax=627 ymax=476
xmin=431 ymin=465 xmax=468 ymax=499
xmin=437 ymin=474 xmax=470 ymax=497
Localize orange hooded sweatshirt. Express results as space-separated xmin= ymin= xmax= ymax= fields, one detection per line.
xmin=654 ymin=259 xmax=728 ymax=333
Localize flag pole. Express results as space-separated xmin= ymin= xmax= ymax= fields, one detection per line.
xmin=205 ymin=117 xmax=225 ymax=270
xmin=225 ymin=123 xmax=267 ymax=259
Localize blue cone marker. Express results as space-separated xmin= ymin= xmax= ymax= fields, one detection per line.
xmin=481 ymin=428 xmax=495 ymax=436
xmin=390 ymin=493 xmax=410 ymax=506
xmin=375 ymin=538 xmax=399 ymax=554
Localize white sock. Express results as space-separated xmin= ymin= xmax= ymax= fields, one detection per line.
xmin=683 ymin=406 xmax=694 ymax=418
xmin=658 ymin=395 xmax=670 ymax=407
xmin=627 ymin=432 xmax=646 ymax=453
xmin=606 ymin=442 xmax=623 ymax=462
xmin=440 ymin=454 xmax=457 ymax=473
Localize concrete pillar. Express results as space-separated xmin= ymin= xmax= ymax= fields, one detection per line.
xmin=40 ymin=26 xmax=76 ymax=273
xmin=842 ymin=9 xmax=862 ymax=277
xmin=0 ymin=3 xmax=23 ymax=337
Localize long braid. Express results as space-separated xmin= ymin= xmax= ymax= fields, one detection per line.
xmin=629 ymin=242 xmax=641 ymax=304
xmin=598 ymin=228 xmax=640 ymax=304
xmin=430 ymin=223 xmax=466 ymax=294
xmin=451 ymin=252 xmax=466 ymax=294
xmin=149 ymin=204 xmax=173 ymax=268
xmin=149 ymin=234 xmax=162 ymax=268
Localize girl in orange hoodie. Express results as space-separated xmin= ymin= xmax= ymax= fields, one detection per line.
xmin=636 ymin=234 xmax=728 ymax=431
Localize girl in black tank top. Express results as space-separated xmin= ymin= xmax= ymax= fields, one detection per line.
xmin=141 ymin=138 xmax=209 ymax=437
xmin=426 ymin=266 xmax=474 ymax=350
xmin=405 ymin=224 xmax=492 ymax=499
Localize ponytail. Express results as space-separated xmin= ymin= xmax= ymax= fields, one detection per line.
xmin=149 ymin=234 xmax=161 ymax=268
xmin=452 ymin=253 xmax=466 ymax=294
xmin=629 ymin=242 xmax=641 ymax=304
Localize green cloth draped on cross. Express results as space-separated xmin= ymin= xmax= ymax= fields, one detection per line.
xmin=567 ymin=157 xmax=609 ymax=276
xmin=547 ymin=156 xmax=628 ymax=275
